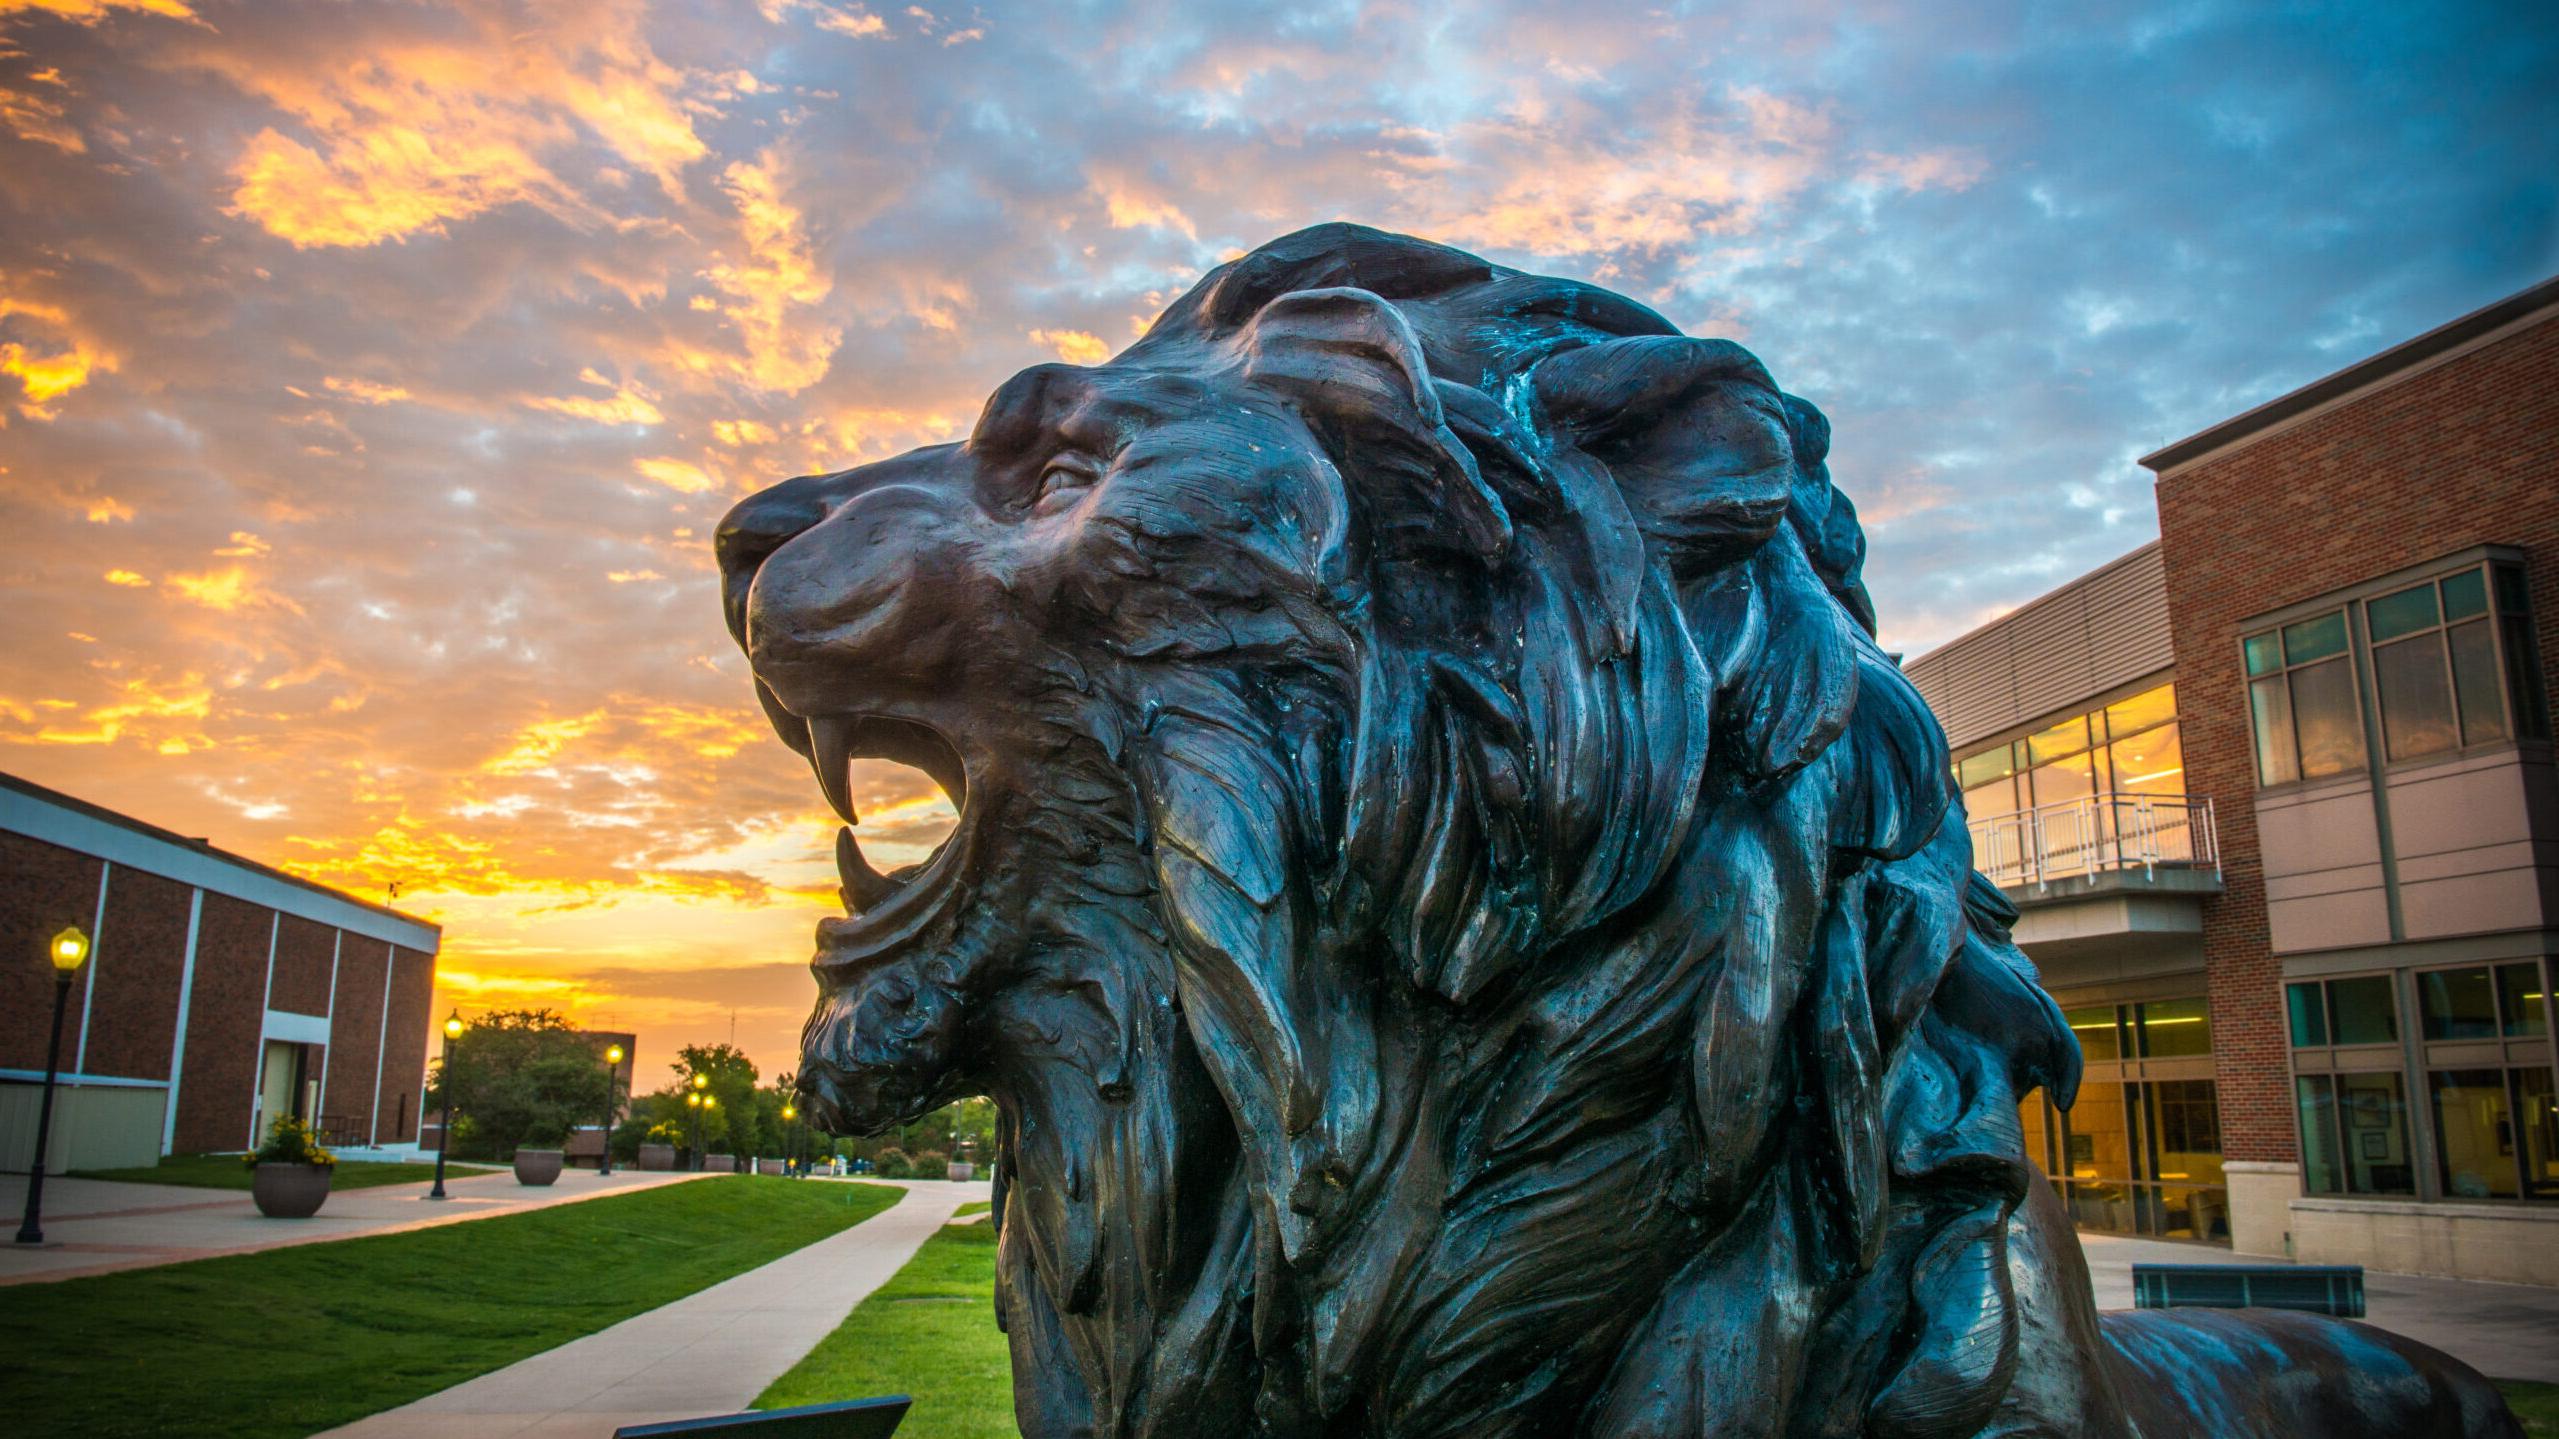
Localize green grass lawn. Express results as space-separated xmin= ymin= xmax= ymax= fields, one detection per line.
xmin=2504 ymin=1380 xmax=2559 ymax=1438
xmin=72 ymin=1152 xmax=499 ymax=1190
xmin=758 ymin=1214 xmax=1015 ymax=1438
xmin=3 ymin=1176 xmax=900 ymax=1439
xmin=953 ymin=1199 xmax=991 ymax=1218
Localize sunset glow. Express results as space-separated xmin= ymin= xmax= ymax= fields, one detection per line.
xmin=1 ymin=0 xmax=2547 ymax=1074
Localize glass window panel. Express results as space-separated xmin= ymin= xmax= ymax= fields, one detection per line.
xmin=2026 ymin=715 xmax=2092 ymax=765
xmin=2447 ymin=620 xmax=2509 ymax=747
xmin=2284 ymin=611 xmax=2349 ymax=665
xmin=2063 ymin=1080 xmax=2134 ymax=1183
xmin=2367 ymin=582 xmax=2441 ymax=642
xmin=2019 ymin=1098 xmax=2055 ymax=1177
xmin=2296 ymin=1075 xmax=2342 ymax=1195
xmin=2287 ymin=982 xmax=2328 ymax=1047
xmin=2104 ymin=684 xmax=2178 ymax=740
xmin=2375 ymin=635 xmax=2458 ymax=761
xmin=2136 ymin=997 xmax=2212 ymax=1058
xmin=2065 ymin=1005 xmax=2122 ymax=1063
xmin=2029 ymin=752 xmax=2098 ymax=809
xmin=2499 ymin=961 xmax=2549 ymax=1039
xmin=2290 ymin=657 xmax=2364 ymax=779
xmin=2250 ymin=676 xmax=2300 ymax=786
xmin=1963 ymin=779 xmax=2018 ymax=823
xmin=2145 ymin=1079 xmax=2224 ymax=1188
xmin=2338 ymin=1071 xmax=2416 ymax=1196
xmin=2516 ymin=1068 xmax=2559 ymax=1200
xmin=2244 ymin=632 xmax=2284 ymax=678
xmin=2108 ymin=722 xmax=2184 ymax=794
xmin=2441 ymin=567 xmax=2488 ymax=621
xmin=2418 ymin=967 xmax=2498 ymax=1041
xmin=2327 ymin=974 xmax=2398 ymax=1045
xmin=1956 ymin=746 xmax=2017 ymax=791
xmin=2501 ymin=615 xmax=2549 ymax=740
xmin=2429 ymin=1070 xmax=2519 ymax=1200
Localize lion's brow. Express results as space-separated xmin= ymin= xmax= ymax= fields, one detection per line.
xmin=967 ymin=362 xmax=1089 ymax=458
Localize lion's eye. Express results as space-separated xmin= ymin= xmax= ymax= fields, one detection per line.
xmin=1032 ymin=457 xmax=1096 ymax=507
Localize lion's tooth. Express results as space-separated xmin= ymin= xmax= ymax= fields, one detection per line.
xmin=836 ymin=826 xmax=898 ymax=913
xmin=808 ymin=714 xmax=859 ymax=825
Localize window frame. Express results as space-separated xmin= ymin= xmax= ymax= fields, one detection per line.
xmin=2239 ymin=607 xmax=2366 ymax=789
xmin=2358 ymin=563 xmax=2527 ymax=765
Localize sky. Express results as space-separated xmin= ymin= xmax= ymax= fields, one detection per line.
xmin=2 ymin=0 xmax=2553 ymax=1082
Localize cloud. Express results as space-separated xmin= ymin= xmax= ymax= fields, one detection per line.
xmin=0 ymin=0 xmax=2549 ymax=1073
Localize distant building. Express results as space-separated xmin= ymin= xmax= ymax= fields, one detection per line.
xmin=1907 ymin=274 xmax=2559 ymax=1285
xmin=1 ymin=770 xmax=441 ymax=1170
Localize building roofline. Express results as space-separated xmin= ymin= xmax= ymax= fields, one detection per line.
xmin=1904 ymin=539 xmax=2162 ymax=673
xmin=2139 ymin=273 xmax=2559 ymax=474
xmin=0 ymin=768 xmax=439 ymax=936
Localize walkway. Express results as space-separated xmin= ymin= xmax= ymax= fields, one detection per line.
xmin=321 ymin=1178 xmax=990 ymax=1438
xmin=0 ymin=1166 xmax=708 ymax=1285
xmin=2078 ymin=1231 xmax=2559 ymax=1382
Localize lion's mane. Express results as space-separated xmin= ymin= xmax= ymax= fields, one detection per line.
xmin=937 ymin=225 xmax=2083 ymax=1439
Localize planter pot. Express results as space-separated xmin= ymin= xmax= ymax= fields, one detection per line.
xmin=946 ymin=1161 xmax=976 ymax=1182
xmin=757 ymin=1158 xmax=784 ymax=1176
xmin=252 ymin=1161 xmax=333 ymax=1218
xmin=638 ymin=1143 xmax=675 ymax=1172
xmin=513 ymin=1149 xmax=564 ymax=1186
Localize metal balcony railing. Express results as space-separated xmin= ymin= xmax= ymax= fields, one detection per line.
xmin=1969 ymin=793 xmax=2219 ymax=891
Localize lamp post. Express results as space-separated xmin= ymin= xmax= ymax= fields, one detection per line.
xmin=597 ymin=1043 xmax=624 ymax=1177
xmin=428 ymin=1011 xmax=463 ymax=1200
xmin=701 ymin=1094 xmax=718 ymax=1170
xmin=685 ymin=1089 xmax=703 ymax=1171
xmin=14 ymin=926 xmax=92 ymax=1246
xmin=781 ymin=1101 xmax=799 ymax=1177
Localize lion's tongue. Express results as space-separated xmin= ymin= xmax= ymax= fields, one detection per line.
xmin=835 ymin=826 xmax=900 ymax=914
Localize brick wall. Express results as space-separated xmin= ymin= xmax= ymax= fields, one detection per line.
xmin=373 ymin=944 xmax=437 ymax=1143
xmin=324 ymin=938 xmax=387 ymax=1133
xmin=0 ymin=831 xmax=103 ymax=1072
xmin=2153 ymin=309 xmax=2559 ymax=1163
xmin=268 ymin=913 xmax=336 ymax=1016
xmin=170 ymin=892 xmax=270 ymax=1153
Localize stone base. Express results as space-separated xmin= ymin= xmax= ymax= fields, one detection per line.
xmin=2224 ymin=1160 xmax=2299 ymax=1259
xmin=2290 ymin=1196 xmax=2559 ymax=1286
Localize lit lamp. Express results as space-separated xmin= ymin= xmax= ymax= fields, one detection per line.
xmin=597 ymin=1043 xmax=626 ymax=1177
xmin=14 ymin=926 xmax=92 ymax=1245
xmin=428 ymin=1011 xmax=464 ymax=1200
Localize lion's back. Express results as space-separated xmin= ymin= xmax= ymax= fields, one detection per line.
xmin=2095 ymin=1308 xmax=2521 ymax=1439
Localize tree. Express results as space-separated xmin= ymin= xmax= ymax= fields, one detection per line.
xmin=671 ymin=1043 xmax=759 ymax=1157
xmin=426 ymin=1009 xmax=614 ymax=1160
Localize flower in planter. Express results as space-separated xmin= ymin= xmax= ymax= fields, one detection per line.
xmin=244 ymin=1115 xmax=335 ymax=1169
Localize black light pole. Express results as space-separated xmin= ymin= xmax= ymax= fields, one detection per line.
xmin=15 ymin=926 xmax=92 ymax=1246
xmin=427 ymin=1011 xmax=462 ymax=1200
xmin=598 ymin=1042 xmax=624 ymax=1177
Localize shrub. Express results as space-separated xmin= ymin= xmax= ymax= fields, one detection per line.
xmin=911 ymin=1149 xmax=951 ymax=1175
xmin=610 ymin=1116 xmax=653 ymax=1160
xmin=872 ymin=1146 xmax=913 ymax=1179
xmin=519 ymin=1115 xmax=568 ymax=1150
xmin=646 ymin=1121 xmax=682 ymax=1146
xmin=244 ymin=1115 xmax=334 ymax=1169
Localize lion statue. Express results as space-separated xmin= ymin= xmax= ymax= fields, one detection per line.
xmin=716 ymin=224 xmax=2518 ymax=1439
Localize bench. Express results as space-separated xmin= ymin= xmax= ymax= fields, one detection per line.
xmin=613 ymin=1396 xmax=908 ymax=1438
xmin=2131 ymin=1263 xmax=2365 ymax=1318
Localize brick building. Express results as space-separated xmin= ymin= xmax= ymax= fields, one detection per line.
xmin=1906 ymin=275 xmax=2558 ymax=1284
xmin=1 ymin=770 xmax=441 ymax=1170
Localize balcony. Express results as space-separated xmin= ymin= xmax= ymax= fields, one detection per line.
xmin=1970 ymin=793 xmax=2225 ymax=984
xmin=1970 ymin=793 xmax=2221 ymax=893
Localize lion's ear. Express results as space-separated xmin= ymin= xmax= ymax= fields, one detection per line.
xmin=1239 ymin=287 xmax=1513 ymax=562
xmin=1527 ymin=336 xmax=1797 ymax=579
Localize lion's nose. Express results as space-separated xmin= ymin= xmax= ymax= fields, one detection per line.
xmin=717 ymin=472 xmax=849 ymax=649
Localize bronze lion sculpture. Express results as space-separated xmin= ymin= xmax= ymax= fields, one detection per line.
xmin=716 ymin=224 xmax=2518 ymax=1439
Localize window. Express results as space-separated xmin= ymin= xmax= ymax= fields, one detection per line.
xmin=2366 ymin=568 xmax=2515 ymax=760
xmin=2292 ymin=960 xmax=2558 ymax=1204
xmin=1952 ymin=683 xmax=2191 ymax=882
xmin=2135 ymin=997 xmax=2212 ymax=1058
xmin=2244 ymin=612 xmax=2362 ymax=785
xmin=2022 ymin=996 xmax=2226 ymax=1240
xmin=2066 ymin=1005 xmax=2122 ymax=1062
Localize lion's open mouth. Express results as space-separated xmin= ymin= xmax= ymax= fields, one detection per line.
xmin=796 ymin=712 xmax=977 ymax=973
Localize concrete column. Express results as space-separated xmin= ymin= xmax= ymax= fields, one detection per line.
xmin=2224 ymin=1158 xmax=2300 ymax=1258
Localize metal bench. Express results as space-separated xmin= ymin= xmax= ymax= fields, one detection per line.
xmin=2131 ymin=1263 xmax=2364 ymax=1318
xmin=612 ymin=1395 xmax=909 ymax=1438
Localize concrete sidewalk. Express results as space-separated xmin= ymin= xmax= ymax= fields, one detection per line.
xmin=0 ymin=1166 xmax=708 ymax=1285
xmin=321 ymin=1178 xmax=990 ymax=1438
xmin=2078 ymin=1231 xmax=2559 ymax=1382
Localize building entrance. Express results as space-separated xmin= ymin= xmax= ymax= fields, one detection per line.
xmin=2021 ymin=997 xmax=2229 ymax=1242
